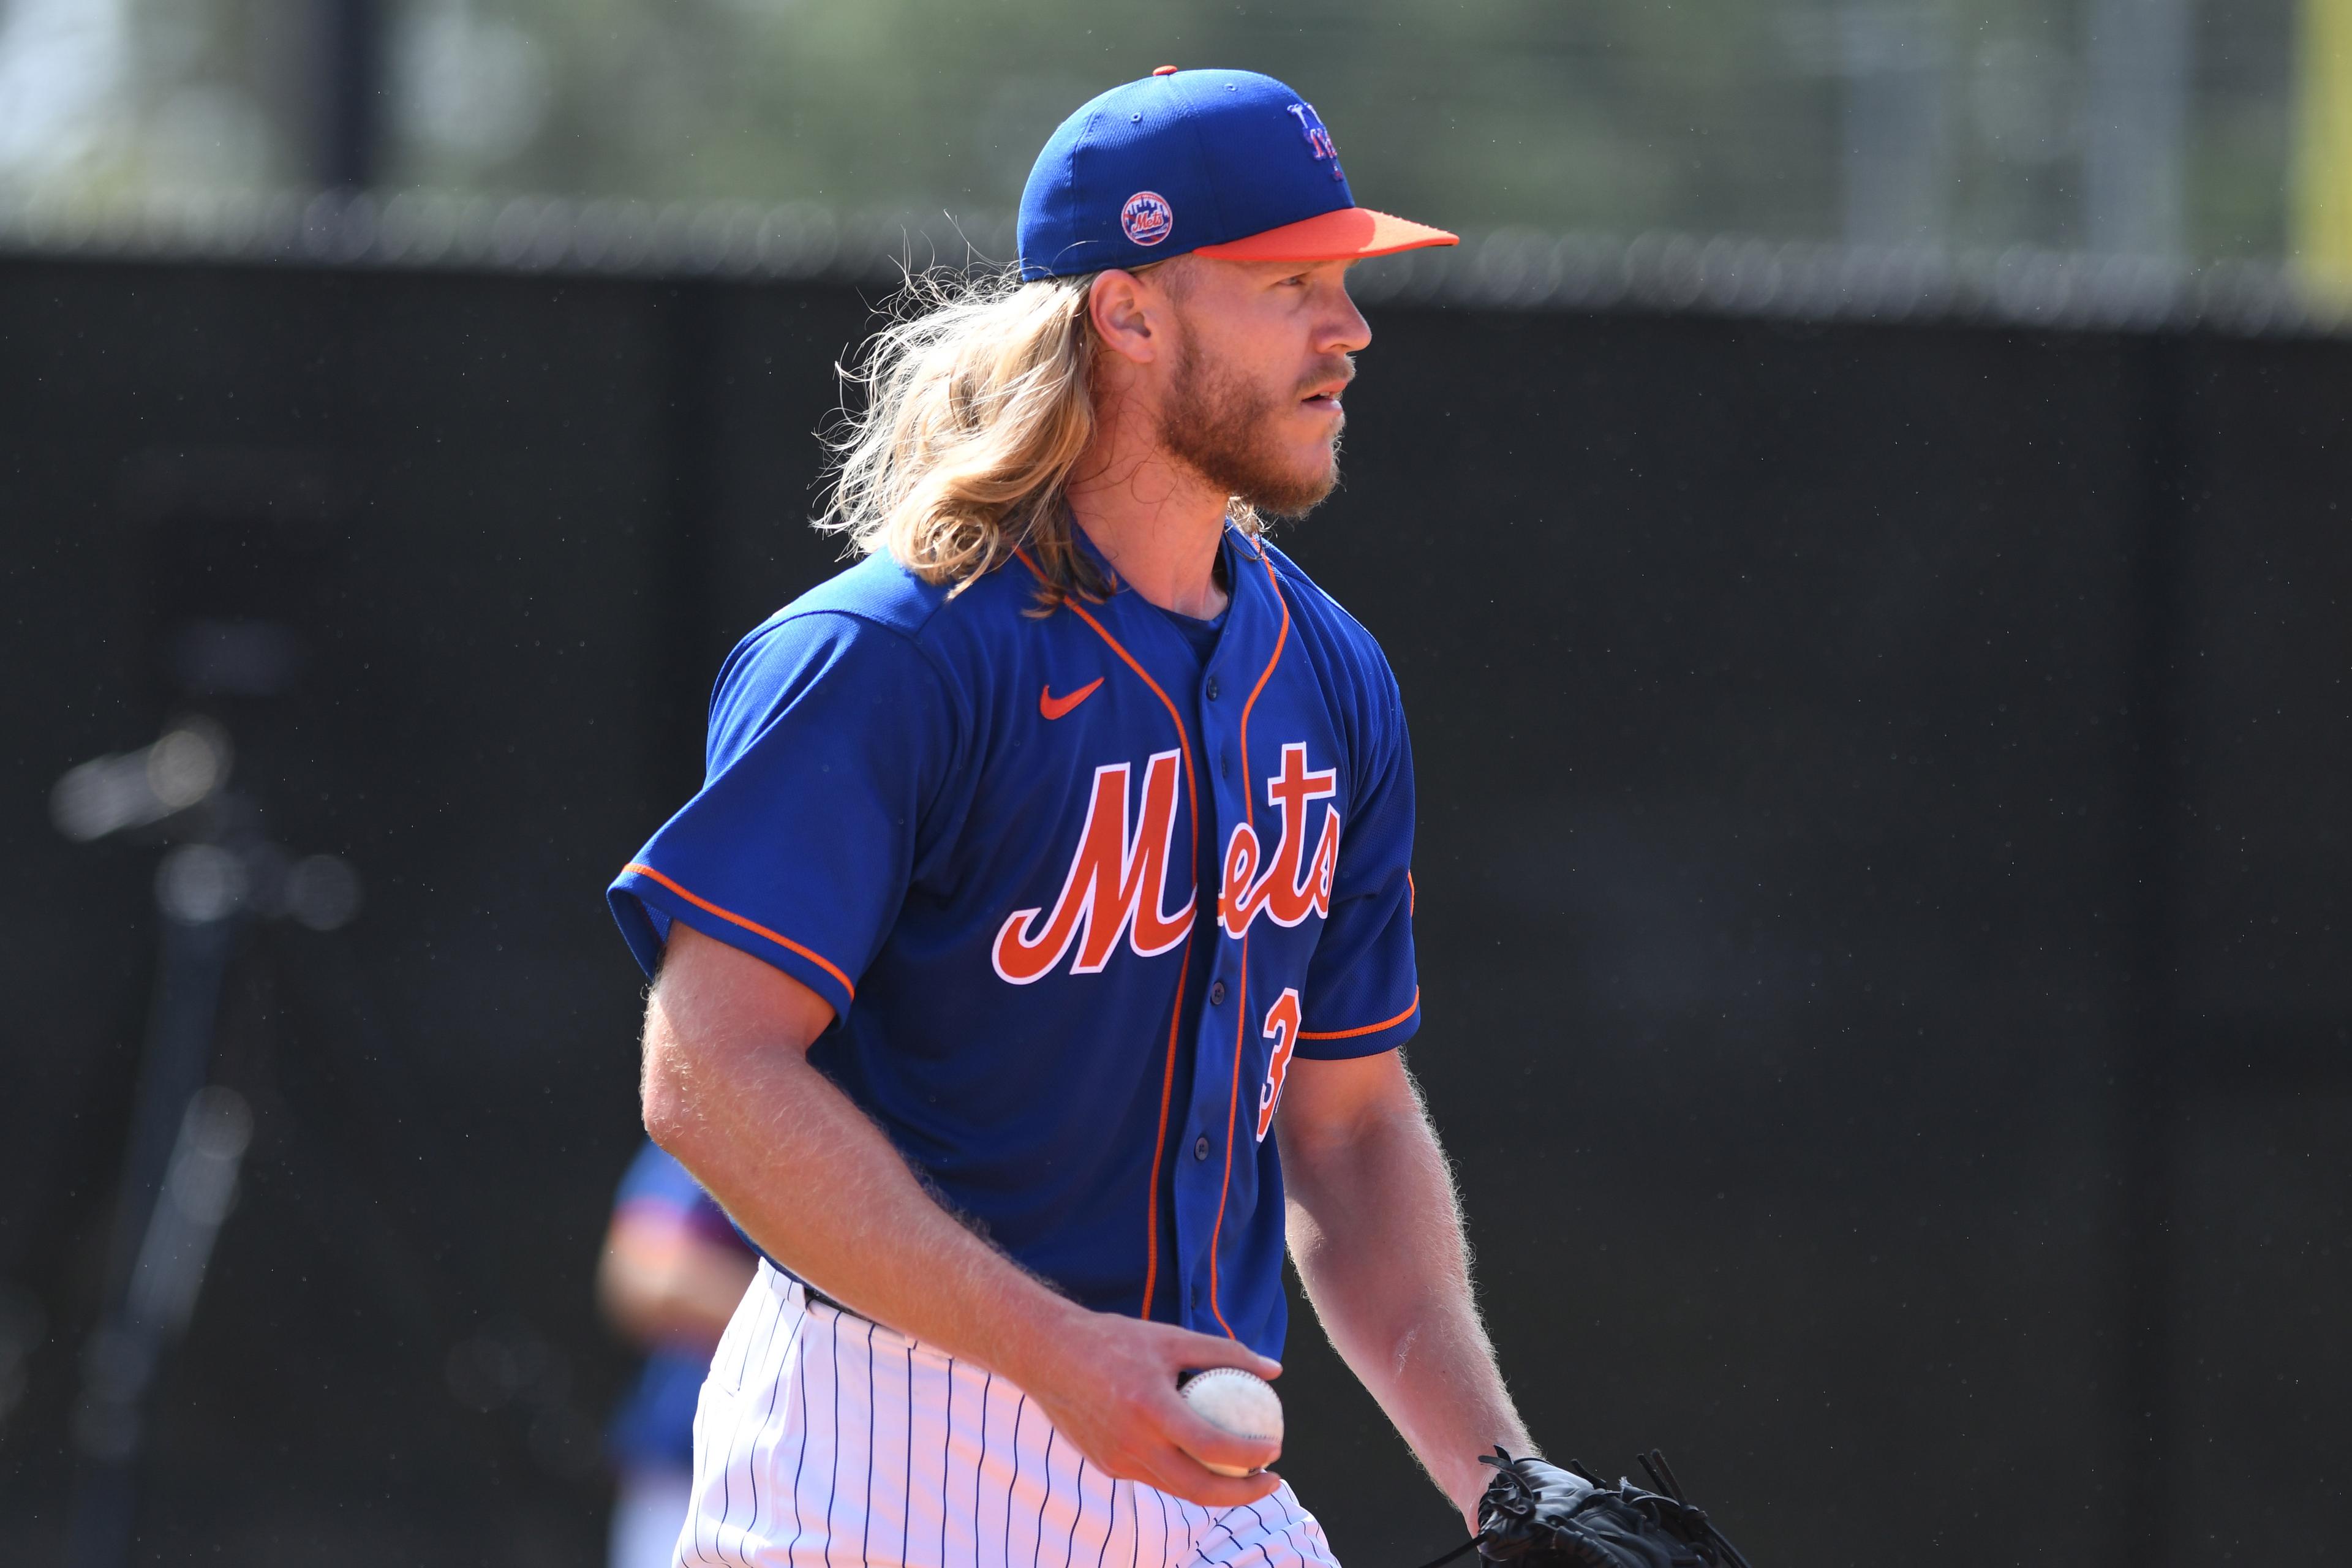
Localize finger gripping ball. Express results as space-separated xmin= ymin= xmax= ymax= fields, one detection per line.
xmin=1177 ymin=1368 xmax=1284 ymax=1476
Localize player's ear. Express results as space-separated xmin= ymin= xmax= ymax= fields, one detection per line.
xmin=1087 ymin=267 xmax=1166 ymax=367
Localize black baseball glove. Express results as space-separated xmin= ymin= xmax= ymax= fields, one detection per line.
xmin=1415 ymin=1448 xmax=1754 ymax=1568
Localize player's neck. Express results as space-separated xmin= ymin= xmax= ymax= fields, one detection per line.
xmin=1065 ymin=432 xmax=1232 ymax=621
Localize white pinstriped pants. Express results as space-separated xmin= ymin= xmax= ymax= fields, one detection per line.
xmin=677 ymin=1262 xmax=1344 ymax=1568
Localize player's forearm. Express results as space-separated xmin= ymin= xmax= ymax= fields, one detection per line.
xmin=641 ymin=999 xmax=1080 ymax=1389
xmin=1284 ymin=1095 xmax=1529 ymax=1523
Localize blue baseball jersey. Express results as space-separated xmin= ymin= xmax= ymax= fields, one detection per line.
xmin=608 ymin=525 xmax=1419 ymax=1359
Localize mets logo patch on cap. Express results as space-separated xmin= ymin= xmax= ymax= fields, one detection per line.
xmin=1120 ymin=191 xmax=1174 ymax=246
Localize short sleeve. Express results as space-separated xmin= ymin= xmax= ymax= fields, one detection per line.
xmin=1297 ymin=676 xmax=1420 ymax=1058
xmin=607 ymin=611 xmax=959 ymax=1018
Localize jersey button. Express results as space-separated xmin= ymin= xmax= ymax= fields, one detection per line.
xmin=1209 ymin=980 xmax=1227 ymax=1006
xmin=1193 ymin=1134 xmax=1211 ymax=1160
xmin=1206 ymin=676 xmax=1221 ymax=701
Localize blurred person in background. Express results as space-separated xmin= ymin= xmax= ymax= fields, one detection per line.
xmin=597 ymin=1140 xmax=758 ymax=1568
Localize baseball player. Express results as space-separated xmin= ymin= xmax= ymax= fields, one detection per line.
xmin=610 ymin=67 xmax=1536 ymax=1567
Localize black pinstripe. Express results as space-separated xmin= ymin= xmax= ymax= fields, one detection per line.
xmin=902 ymin=1338 xmax=914 ymax=1567
xmin=861 ymin=1318 xmax=879 ymax=1567
xmin=1240 ymin=1499 xmax=1281 ymax=1566
xmin=1095 ymin=1471 xmax=1120 ymax=1568
xmin=1259 ymin=1498 xmax=1313 ymax=1566
xmin=975 ymin=1370 xmax=995 ymax=1568
xmin=695 ymin=1294 xmax=737 ymax=1566
xmin=738 ymin=1297 xmax=813 ymax=1561
xmin=682 ymin=1276 xmax=1343 ymax=1568
xmin=1031 ymin=1425 xmax=1057 ymax=1567
xmin=683 ymin=1324 xmax=711 ymax=1567
xmin=1235 ymin=1498 xmax=1284 ymax=1568
xmin=744 ymin=1286 xmax=789 ymax=1565
xmin=780 ymin=1294 xmax=814 ymax=1560
xmin=704 ymin=1283 xmax=777 ymax=1567
xmin=926 ymin=1354 xmax=945 ymax=1561
xmin=823 ymin=1300 xmax=842 ymax=1568
xmin=729 ymin=1289 xmax=793 ymax=1567
xmin=1294 ymin=1501 xmax=1340 ymax=1566
xmin=1189 ymin=1509 xmax=1237 ymax=1567
xmin=1308 ymin=1511 xmax=1340 ymax=1567
xmin=1183 ymin=1500 xmax=1216 ymax=1566
xmin=1303 ymin=1499 xmax=1342 ymax=1566
xmin=1003 ymin=1393 xmax=1025 ymax=1568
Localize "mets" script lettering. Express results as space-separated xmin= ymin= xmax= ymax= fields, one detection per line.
xmin=992 ymin=752 xmax=1194 ymax=983
xmin=1219 ymin=742 xmax=1340 ymax=938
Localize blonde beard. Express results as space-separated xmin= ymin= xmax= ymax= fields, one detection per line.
xmin=1157 ymin=325 xmax=1343 ymax=520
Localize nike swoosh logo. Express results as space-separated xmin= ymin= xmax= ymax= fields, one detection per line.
xmin=1039 ymin=678 xmax=1104 ymax=720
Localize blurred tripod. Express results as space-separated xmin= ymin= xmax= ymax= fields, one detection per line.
xmin=53 ymin=717 xmax=363 ymax=1568
xmin=51 ymin=467 xmax=361 ymax=1568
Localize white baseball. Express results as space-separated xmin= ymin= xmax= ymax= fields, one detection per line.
xmin=1177 ymin=1368 xmax=1284 ymax=1476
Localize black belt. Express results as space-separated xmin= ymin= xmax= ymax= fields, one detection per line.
xmin=793 ymin=1276 xmax=852 ymax=1316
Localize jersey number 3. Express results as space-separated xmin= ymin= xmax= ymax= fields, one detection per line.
xmin=1255 ymin=988 xmax=1302 ymax=1142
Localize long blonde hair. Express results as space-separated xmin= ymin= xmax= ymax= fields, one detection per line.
xmin=815 ymin=263 xmax=1256 ymax=608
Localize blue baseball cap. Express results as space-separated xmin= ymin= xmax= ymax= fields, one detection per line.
xmin=1017 ymin=66 xmax=1458 ymax=281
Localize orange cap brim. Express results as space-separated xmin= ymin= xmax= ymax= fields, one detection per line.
xmin=1192 ymin=205 xmax=1458 ymax=262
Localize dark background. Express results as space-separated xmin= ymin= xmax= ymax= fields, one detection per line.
xmin=1 ymin=257 xmax=2345 ymax=1567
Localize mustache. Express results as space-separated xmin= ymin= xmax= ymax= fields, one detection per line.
xmin=1296 ymin=356 xmax=1357 ymax=398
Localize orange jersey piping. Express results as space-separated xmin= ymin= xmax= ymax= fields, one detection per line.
xmin=1015 ymin=547 xmax=1199 ymax=1323
xmin=1204 ymin=545 xmax=1291 ymax=1338
xmin=622 ymin=862 xmax=856 ymax=1000
xmin=1297 ymin=989 xmax=1421 ymax=1041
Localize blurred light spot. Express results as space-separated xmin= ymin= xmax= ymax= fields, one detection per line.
xmin=156 ymin=843 xmax=247 ymax=925
xmin=0 ymin=0 xmax=128 ymax=176
xmin=394 ymin=1 xmax=551 ymax=166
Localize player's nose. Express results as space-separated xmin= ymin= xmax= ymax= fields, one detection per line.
xmin=1322 ymin=281 xmax=1372 ymax=357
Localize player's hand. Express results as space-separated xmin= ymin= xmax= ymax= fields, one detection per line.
xmin=1009 ymin=1301 xmax=1284 ymax=1509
